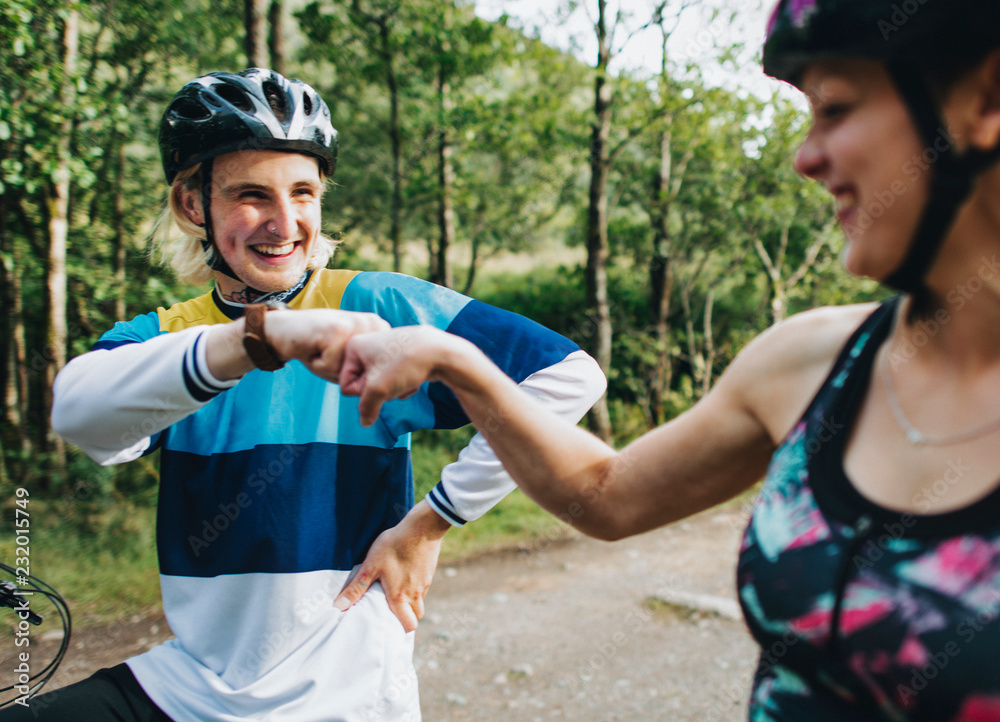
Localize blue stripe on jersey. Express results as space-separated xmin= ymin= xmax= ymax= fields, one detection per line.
xmin=340 ymin=273 xmax=580 ymax=432
xmin=339 ymin=272 xmax=472 ymax=435
xmin=339 ymin=271 xmax=471 ymax=328
xmin=447 ymin=299 xmax=580 ymax=381
xmin=427 ymin=299 xmax=581 ymax=429
xmin=165 ymin=363 xmax=411 ymax=455
xmin=92 ymin=312 xmax=162 ymax=350
xmin=157 ymin=443 xmax=413 ymax=577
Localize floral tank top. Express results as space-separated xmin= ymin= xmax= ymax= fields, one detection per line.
xmin=738 ymin=298 xmax=1000 ymax=721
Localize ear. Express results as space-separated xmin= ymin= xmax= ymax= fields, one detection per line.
xmin=969 ymin=49 xmax=1000 ymax=152
xmin=175 ymin=183 xmax=205 ymax=227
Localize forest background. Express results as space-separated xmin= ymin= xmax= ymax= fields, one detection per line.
xmin=0 ymin=0 xmax=884 ymax=623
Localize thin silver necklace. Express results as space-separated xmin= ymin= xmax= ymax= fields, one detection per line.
xmin=881 ymin=329 xmax=1000 ymax=447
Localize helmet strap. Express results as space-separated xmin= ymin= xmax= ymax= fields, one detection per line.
xmin=198 ymin=157 xmax=248 ymax=285
xmin=884 ymin=63 xmax=1000 ymax=295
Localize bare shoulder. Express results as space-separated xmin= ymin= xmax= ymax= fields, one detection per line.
xmin=739 ymin=303 xmax=879 ymax=372
xmin=721 ymin=303 xmax=880 ymax=444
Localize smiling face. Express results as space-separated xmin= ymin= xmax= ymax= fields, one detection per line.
xmin=179 ymin=149 xmax=324 ymax=295
xmin=795 ymin=59 xmax=930 ymax=281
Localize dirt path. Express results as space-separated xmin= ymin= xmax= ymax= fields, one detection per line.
xmin=415 ymin=506 xmax=758 ymax=721
xmin=3 ymin=506 xmax=760 ymax=720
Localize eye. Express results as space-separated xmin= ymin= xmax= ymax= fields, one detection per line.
xmin=816 ymin=102 xmax=851 ymax=122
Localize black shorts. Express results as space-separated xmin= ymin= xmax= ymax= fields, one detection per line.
xmin=0 ymin=664 xmax=172 ymax=721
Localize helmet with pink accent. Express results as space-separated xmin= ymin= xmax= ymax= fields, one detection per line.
xmin=762 ymin=0 xmax=1000 ymax=296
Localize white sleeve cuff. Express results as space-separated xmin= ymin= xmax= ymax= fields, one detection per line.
xmin=423 ymin=350 xmax=606 ymax=525
xmin=184 ymin=326 xmax=242 ymax=402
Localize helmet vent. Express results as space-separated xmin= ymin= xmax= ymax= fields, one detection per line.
xmin=302 ymin=93 xmax=314 ymax=116
xmin=262 ymin=81 xmax=287 ymax=122
xmin=216 ymin=83 xmax=253 ymax=112
xmin=170 ymin=97 xmax=211 ymax=120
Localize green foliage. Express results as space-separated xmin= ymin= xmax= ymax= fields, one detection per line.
xmin=410 ymin=427 xmax=476 ymax=499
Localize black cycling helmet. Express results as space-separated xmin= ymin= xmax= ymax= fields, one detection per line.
xmin=159 ymin=68 xmax=338 ymax=185
xmin=763 ymin=0 xmax=999 ymax=89
xmin=158 ymin=69 xmax=338 ymax=284
xmin=763 ymin=0 xmax=1000 ymax=297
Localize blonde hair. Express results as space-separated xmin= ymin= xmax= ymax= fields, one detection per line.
xmin=149 ymin=162 xmax=340 ymax=286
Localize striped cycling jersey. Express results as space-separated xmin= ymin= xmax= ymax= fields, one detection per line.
xmin=71 ymin=268 xmax=599 ymax=721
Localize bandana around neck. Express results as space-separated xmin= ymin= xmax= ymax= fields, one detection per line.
xmin=213 ymin=270 xmax=313 ymax=313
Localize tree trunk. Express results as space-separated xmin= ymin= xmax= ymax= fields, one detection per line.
xmin=461 ymin=232 xmax=480 ymax=296
xmin=753 ymin=224 xmax=827 ymax=326
xmin=380 ymin=21 xmax=404 ymax=274
xmin=244 ymin=0 xmax=268 ymax=68
xmin=648 ymin=122 xmax=674 ymax=427
xmin=4 ymin=208 xmax=30 ymax=456
xmin=0 ymin=176 xmax=31 ymax=462
xmin=647 ymin=21 xmax=676 ymax=428
xmin=1 ymin=159 xmax=12 ymax=428
xmin=8 ymin=227 xmax=30 ymax=456
xmin=43 ymin=7 xmax=79 ymax=473
xmin=585 ymin=0 xmax=613 ymax=441
xmin=268 ymin=0 xmax=286 ymax=76
xmin=113 ymin=139 xmax=127 ymax=322
xmin=680 ymin=283 xmax=714 ymax=401
xmin=348 ymin=2 xmax=403 ymax=272
xmin=434 ymin=66 xmax=455 ymax=289
xmin=701 ymin=291 xmax=716 ymax=398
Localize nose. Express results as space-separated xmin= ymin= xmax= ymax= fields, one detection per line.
xmin=794 ymin=126 xmax=828 ymax=180
xmin=267 ymin=198 xmax=298 ymax=240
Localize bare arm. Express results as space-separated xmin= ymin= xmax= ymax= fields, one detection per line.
xmin=344 ymin=328 xmax=770 ymax=539
xmin=340 ymin=305 xmax=874 ymax=540
xmin=205 ymin=308 xmax=389 ymax=381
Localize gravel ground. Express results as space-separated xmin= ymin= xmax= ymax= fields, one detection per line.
xmin=415 ymin=506 xmax=759 ymax=721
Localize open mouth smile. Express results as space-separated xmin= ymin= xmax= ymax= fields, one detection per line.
xmin=251 ymin=242 xmax=298 ymax=259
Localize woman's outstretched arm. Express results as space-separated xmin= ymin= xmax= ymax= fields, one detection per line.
xmin=339 ymin=324 xmax=780 ymax=541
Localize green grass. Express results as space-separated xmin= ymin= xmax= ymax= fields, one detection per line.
xmin=0 ymin=500 xmax=162 ymax=626
xmin=439 ymin=488 xmax=575 ymax=562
